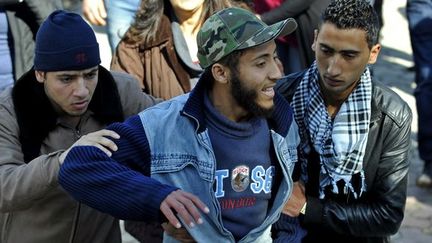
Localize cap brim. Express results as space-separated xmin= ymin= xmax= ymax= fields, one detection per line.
xmin=238 ymin=18 xmax=297 ymax=50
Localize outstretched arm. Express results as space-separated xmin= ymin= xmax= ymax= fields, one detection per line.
xmin=59 ymin=115 xmax=209 ymax=228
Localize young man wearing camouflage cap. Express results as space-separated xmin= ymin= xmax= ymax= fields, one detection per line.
xmin=59 ymin=7 xmax=301 ymax=242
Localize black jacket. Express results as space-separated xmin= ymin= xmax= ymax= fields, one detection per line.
xmin=274 ymin=71 xmax=412 ymax=243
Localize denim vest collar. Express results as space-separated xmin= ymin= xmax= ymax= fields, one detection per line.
xmin=181 ymin=76 xmax=293 ymax=137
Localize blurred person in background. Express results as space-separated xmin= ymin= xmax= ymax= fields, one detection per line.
xmin=81 ymin=0 xmax=141 ymax=53
xmin=407 ymin=0 xmax=432 ymax=188
xmin=111 ymin=0 xmax=239 ymax=101
xmin=253 ymin=0 xmax=331 ymax=75
xmin=0 ymin=0 xmax=62 ymax=91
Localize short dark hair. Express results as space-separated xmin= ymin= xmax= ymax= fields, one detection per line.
xmin=202 ymin=49 xmax=245 ymax=90
xmin=321 ymin=0 xmax=380 ymax=48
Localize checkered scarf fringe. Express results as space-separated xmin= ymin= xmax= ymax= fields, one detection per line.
xmin=292 ymin=61 xmax=371 ymax=199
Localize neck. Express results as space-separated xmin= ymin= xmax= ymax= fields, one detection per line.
xmin=173 ymin=5 xmax=204 ymax=37
xmin=209 ymin=85 xmax=251 ymax=122
xmin=173 ymin=5 xmax=203 ymax=62
xmin=321 ymin=89 xmax=344 ymax=119
xmin=50 ymin=101 xmax=82 ymax=128
xmin=67 ymin=116 xmax=81 ymax=128
xmin=57 ymin=111 xmax=82 ymax=128
xmin=320 ymin=80 xmax=359 ymax=118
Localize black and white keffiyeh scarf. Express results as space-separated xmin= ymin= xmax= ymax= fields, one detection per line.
xmin=291 ymin=61 xmax=372 ymax=199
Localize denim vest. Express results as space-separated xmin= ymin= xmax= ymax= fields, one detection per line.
xmin=139 ymin=94 xmax=299 ymax=243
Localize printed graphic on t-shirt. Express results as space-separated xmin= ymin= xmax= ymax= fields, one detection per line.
xmin=215 ymin=164 xmax=275 ymax=210
xmin=231 ymin=165 xmax=250 ymax=192
xmin=219 ymin=197 xmax=257 ymax=210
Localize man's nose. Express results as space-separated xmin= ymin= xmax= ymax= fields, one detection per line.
xmin=327 ymin=56 xmax=342 ymax=76
xmin=73 ymin=78 xmax=89 ymax=97
xmin=269 ymin=59 xmax=283 ymax=81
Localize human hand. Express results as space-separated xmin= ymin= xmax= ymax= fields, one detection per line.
xmin=59 ymin=129 xmax=120 ymax=164
xmin=82 ymin=0 xmax=107 ymax=26
xmin=162 ymin=222 xmax=196 ymax=242
xmin=283 ymin=181 xmax=306 ymax=217
xmin=160 ymin=190 xmax=210 ymax=229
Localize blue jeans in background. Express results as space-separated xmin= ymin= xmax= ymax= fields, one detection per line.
xmin=105 ymin=0 xmax=140 ymax=52
xmin=0 ymin=9 xmax=13 ymax=91
xmin=407 ymin=0 xmax=432 ymax=164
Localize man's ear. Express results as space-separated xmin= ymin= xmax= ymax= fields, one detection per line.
xmin=311 ymin=29 xmax=318 ymax=52
xmin=368 ymin=43 xmax=381 ymax=64
xmin=34 ymin=70 xmax=45 ymax=83
xmin=211 ymin=63 xmax=230 ymax=85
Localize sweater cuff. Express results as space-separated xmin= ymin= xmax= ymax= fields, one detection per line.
xmin=149 ymin=184 xmax=179 ymax=221
xmin=302 ymin=197 xmax=323 ymax=226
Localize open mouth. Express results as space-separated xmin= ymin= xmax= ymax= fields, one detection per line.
xmin=262 ymin=86 xmax=275 ymax=98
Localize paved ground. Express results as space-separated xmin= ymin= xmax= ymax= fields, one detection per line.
xmin=90 ymin=0 xmax=432 ymax=242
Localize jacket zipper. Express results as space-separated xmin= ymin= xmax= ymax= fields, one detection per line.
xmin=75 ymin=128 xmax=81 ymax=140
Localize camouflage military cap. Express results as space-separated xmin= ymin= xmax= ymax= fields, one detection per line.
xmin=197 ymin=7 xmax=297 ymax=68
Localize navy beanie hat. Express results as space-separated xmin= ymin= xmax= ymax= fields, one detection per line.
xmin=34 ymin=10 xmax=101 ymax=71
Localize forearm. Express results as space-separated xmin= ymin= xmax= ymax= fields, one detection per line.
xmin=303 ymin=185 xmax=406 ymax=237
xmin=58 ymin=115 xmax=178 ymax=221
xmin=59 ymin=146 xmax=177 ymax=221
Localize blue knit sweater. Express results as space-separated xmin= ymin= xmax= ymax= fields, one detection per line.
xmin=203 ymin=94 xmax=277 ymax=240
xmin=59 ymin=115 xmax=177 ymax=221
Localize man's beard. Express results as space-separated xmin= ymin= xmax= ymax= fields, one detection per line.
xmin=230 ymin=72 xmax=274 ymax=119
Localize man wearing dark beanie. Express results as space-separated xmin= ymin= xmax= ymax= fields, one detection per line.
xmin=34 ymin=10 xmax=101 ymax=72
xmin=0 ymin=10 xmax=182 ymax=243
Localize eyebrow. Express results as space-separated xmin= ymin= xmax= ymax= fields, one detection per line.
xmin=84 ymin=68 xmax=99 ymax=74
xmin=253 ymin=50 xmax=278 ymax=61
xmin=319 ymin=43 xmax=361 ymax=55
xmin=56 ymin=68 xmax=99 ymax=77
